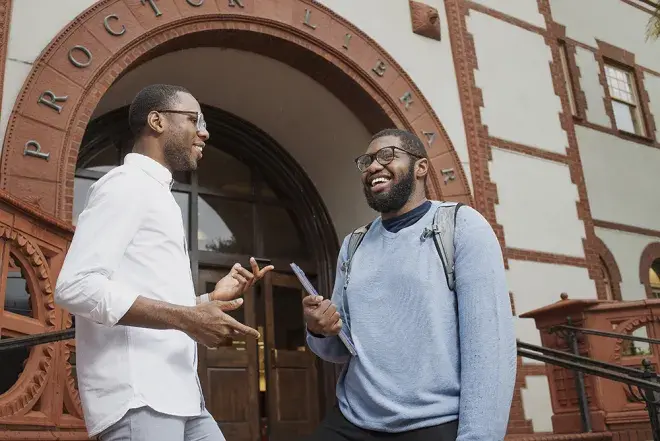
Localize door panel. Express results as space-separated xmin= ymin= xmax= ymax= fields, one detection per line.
xmin=265 ymin=272 xmax=320 ymax=441
xmin=197 ymin=268 xmax=260 ymax=441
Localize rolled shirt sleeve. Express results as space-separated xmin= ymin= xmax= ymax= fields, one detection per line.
xmin=55 ymin=170 xmax=147 ymax=327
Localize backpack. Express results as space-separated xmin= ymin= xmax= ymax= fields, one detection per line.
xmin=341 ymin=202 xmax=464 ymax=291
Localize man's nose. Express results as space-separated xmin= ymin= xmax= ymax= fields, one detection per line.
xmin=366 ymin=158 xmax=383 ymax=174
xmin=198 ymin=128 xmax=210 ymax=141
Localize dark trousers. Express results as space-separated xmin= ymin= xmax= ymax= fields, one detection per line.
xmin=305 ymin=406 xmax=458 ymax=441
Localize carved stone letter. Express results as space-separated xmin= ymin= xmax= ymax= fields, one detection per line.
xmin=24 ymin=141 xmax=50 ymax=160
xmin=441 ymin=168 xmax=456 ymax=184
xmin=229 ymin=0 xmax=244 ymax=7
xmin=303 ymin=9 xmax=317 ymax=30
xmin=343 ymin=33 xmax=352 ymax=50
xmin=399 ymin=91 xmax=414 ymax=109
xmin=422 ymin=131 xmax=436 ymax=147
xmin=68 ymin=45 xmax=93 ymax=68
xmin=409 ymin=0 xmax=441 ymax=41
xmin=141 ymin=0 xmax=162 ymax=17
xmin=186 ymin=0 xmax=204 ymax=5
xmin=38 ymin=91 xmax=68 ymax=114
xmin=104 ymin=14 xmax=126 ymax=36
xmin=372 ymin=60 xmax=387 ymax=77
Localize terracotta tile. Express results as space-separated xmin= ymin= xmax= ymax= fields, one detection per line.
xmin=215 ymin=0 xmax=255 ymax=15
xmin=254 ymin=0 xmax=293 ymax=25
xmin=410 ymin=111 xmax=451 ymax=159
xmin=124 ymin=0 xmax=182 ymax=31
xmin=5 ymin=116 xmax=65 ymax=183
xmin=386 ymin=75 xmax=425 ymax=123
xmin=20 ymin=66 xmax=83 ymax=132
xmin=429 ymin=151 xmax=467 ymax=198
xmin=83 ymin=1 xmax=146 ymax=54
xmin=5 ymin=176 xmax=59 ymax=217
xmin=45 ymin=26 xmax=112 ymax=88
xmin=173 ymin=0 xmax=220 ymax=18
xmin=290 ymin=2 xmax=331 ymax=38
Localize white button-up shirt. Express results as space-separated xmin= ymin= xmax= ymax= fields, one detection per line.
xmin=55 ymin=153 xmax=203 ymax=437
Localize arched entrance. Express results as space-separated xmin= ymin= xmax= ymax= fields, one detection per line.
xmin=0 ymin=1 xmax=472 ymax=439
xmin=0 ymin=0 xmax=471 ymax=220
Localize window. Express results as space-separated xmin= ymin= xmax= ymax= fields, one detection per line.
xmin=604 ymin=63 xmax=646 ymax=136
xmin=650 ymin=259 xmax=660 ymax=299
xmin=559 ymin=42 xmax=578 ymax=117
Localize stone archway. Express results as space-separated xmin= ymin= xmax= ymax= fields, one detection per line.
xmin=0 ymin=0 xmax=471 ymax=222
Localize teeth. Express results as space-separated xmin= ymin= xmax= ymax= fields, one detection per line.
xmin=370 ymin=177 xmax=389 ymax=187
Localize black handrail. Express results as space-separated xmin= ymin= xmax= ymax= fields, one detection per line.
xmin=0 ymin=328 xmax=74 ymax=351
xmin=551 ymin=324 xmax=660 ymax=346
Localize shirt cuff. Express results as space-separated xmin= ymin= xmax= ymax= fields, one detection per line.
xmin=89 ymin=281 xmax=141 ymax=327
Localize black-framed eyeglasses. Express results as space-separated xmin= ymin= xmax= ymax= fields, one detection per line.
xmin=156 ymin=109 xmax=206 ymax=133
xmin=354 ymin=146 xmax=423 ymax=172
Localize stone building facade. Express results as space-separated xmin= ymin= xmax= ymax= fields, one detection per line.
xmin=0 ymin=0 xmax=659 ymax=440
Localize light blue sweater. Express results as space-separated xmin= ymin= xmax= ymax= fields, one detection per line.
xmin=307 ymin=202 xmax=517 ymax=440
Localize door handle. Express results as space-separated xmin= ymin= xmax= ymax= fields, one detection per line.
xmin=270 ymin=348 xmax=278 ymax=364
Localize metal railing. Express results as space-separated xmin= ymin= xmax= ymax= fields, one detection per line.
xmin=1 ymin=322 xmax=660 ymax=440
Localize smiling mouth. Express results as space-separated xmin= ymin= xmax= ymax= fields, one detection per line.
xmin=368 ymin=175 xmax=392 ymax=192
xmin=193 ymin=144 xmax=204 ymax=156
xmin=369 ymin=176 xmax=390 ymax=187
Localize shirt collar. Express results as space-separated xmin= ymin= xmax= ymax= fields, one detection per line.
xmin=124 ymin=153 xmax=173 ymax=188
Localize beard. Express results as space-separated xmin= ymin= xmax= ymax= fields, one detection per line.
xmin=363 ymin=164 xmax=415 ymax=214
xmin=163 ymin=133 xmax=197 ymax=172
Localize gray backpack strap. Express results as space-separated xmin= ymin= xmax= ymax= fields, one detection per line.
xmin=341 ymin=222 xmax=372 ymax=278
xmin=422 ymin=202 xmax=464 ymax=291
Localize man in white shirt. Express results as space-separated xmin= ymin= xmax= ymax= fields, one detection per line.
xmin=55 ymin=84 xmax=271 ymax=441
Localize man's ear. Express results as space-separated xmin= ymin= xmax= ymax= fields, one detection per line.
xmin=147 ymin=111 xmax=165 ymax=134
xmin=416 ymin=158 xmax=429 ymax=180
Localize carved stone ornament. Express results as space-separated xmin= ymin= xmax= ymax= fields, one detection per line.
xmin=0 ymin=226 xmax=56 ymax=419
xmin=409 ymin=0 xmax=441 ymax=41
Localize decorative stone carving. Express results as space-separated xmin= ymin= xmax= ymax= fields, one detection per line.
xmin=409 ymin=0 xmax=441 ymax=41
xmin=610 ymin=315 xmax=656 ymax=362
xmin=63 ymin=313 xmax=83 ymax=419
xmin=0 ymin=226 xmax=56 ymax=419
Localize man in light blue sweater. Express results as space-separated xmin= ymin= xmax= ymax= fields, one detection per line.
xmin=302 ymin=129 xmax=517 ymax=441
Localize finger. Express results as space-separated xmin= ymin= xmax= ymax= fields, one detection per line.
xmin=223 ymin=315 xmax=261 ymax=339
xmin=302 ymin=295 xmax=323 ymax=306
xmin=232 ymin=273 xmax=248 ymax=286
xmin=230 ymin=262 xmax=242 ymax=276
xmin=257 ymin=264 xmax=275 ymax=279
xmin=329 ymin=311 xmax=341 ymax=325
xmin=236 ymin=266 xmax=255 ymax=280
xmin=329 ymin=319 xmax=343 ymax=333
xmin=322 ymin=304 xmax=337 ymax=318
xmin=216 ymin=298 xmax=244 ymax=311
xmin=317 ymin=299 xmax=333 ymax=315
xmin=249 ymin=257 xmax=260 ymax=276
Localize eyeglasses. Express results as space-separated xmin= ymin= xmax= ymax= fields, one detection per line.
xmin=156 ymin=110 xmax=206 ymax=133
xmin=354 ymin=146 xmax=423 ymax=172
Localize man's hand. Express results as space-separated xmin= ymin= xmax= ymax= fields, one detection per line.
xmin=211 ymin=257 xmax=275 ymax=302
xmin=182 ymin=298 xmax=260 ymax=348
xmin=302 ymin=295 xmax=342 ymax=336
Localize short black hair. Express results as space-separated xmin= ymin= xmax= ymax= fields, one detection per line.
xmin=128 ymin=84 xmax=191 ymax=136
xmin=370 ymin=128 xmax=428 ymax=159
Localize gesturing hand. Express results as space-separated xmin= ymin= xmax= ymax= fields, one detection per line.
xmin=211 ymin=257 xmax=275 ymax=302
xmin=184 ymin=298 xmax=260 ymax=348
xmin=302 ymin=295 xmax=342 ymax=337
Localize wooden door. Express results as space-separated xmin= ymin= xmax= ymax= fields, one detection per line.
xmin=197 ymin=268 xmax=260 ymax=441
xmin=263 ymin=272 xmax=320 ymax=441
